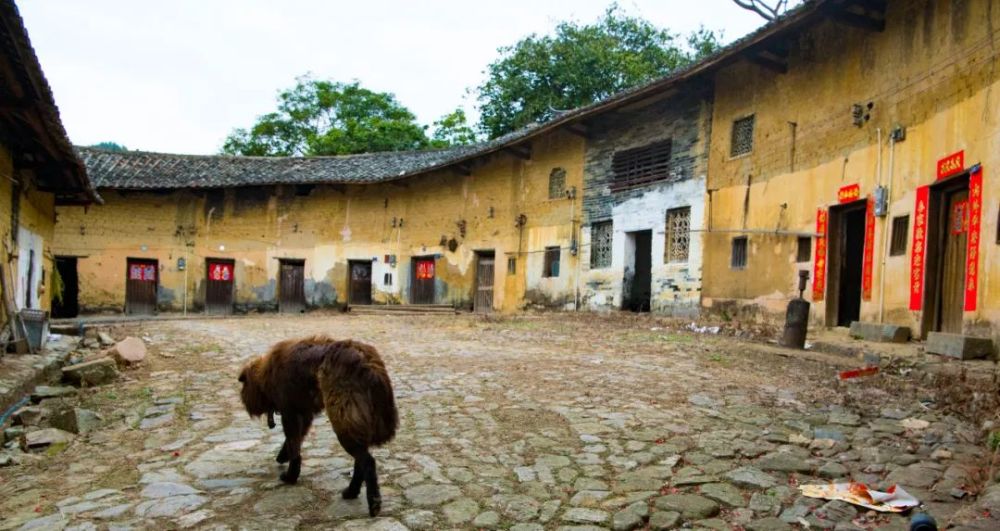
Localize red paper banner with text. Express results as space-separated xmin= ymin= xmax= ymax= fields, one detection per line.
xmin=937 ymin=151 xmax=964 ymax=180
xmin=838 ymin=183 xmax=861 ymax=204
xmin=813 ymin=209 xmax=828 ymax=301
xmin=909 ymin=186 xmax=930 ymax=310
xmin=862 ymin=196 xmax=876 ymax=301
xmin=965 ymin=167 xmax=983 ymax=311
xmin=209 ymin=263 xmax=233 ymax=282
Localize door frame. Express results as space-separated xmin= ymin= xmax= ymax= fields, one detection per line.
xmin=920 ymin=172 xmax=971 ymax=338
xmin=410 ymin=255 xmax=437 ymax=305
xmin=347 ymin=259 xmax=374 ymax=305
xmin=125 ymin=257 xmax=159 ymax=315
xmin=53 ymin=256 xmax=79 ymax=318
xmin=823 ymin=199 xmax=867 ymax=327
xmin=473 ymin=250 xmax=496 ymax=313
xmin=278 ymin=258 xmax=306 ymax=313
xmin=622 ymin=229 xmax=653 ymax=312
xmin=204 ymin=257 xmax=235 ymax=315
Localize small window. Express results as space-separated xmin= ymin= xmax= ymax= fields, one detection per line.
xmin=543 ymin=246 xmax=561 ymax=278
xmin=890 ymin=215 xmax=910 ymax=256
xmin=383 ymin=273 xmax=393 ymax=286
xmin=796 ymin=236 xmax=811 ymax=263
xmin=611 ymin=139 xmax=672 ymax=190
xmin=731 ymin=237 xmax=748 ymax=269
xmin=590 ymin=221 xmax=613 ymax=269
xmin=507 ymin=257 xmax=516 ymax=275
xmin=548 ymin=168 xmax=566 ymax=199
xmin=731 ymin=115 xmax=755 ymax=157
xmin=665 ymin=207 xmax=691 ymax=263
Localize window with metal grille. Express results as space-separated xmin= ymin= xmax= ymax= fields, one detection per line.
xmin=664 ymin=207 xmax=691 ymax=263
xmin=507 ymin=257 xmax=516 ymax=275
xmin=731 ymin=237 xmax=748 ymax=269
xmin=610 ymin=140 xmax=672 ymax=190
xmin=548 ymin=168 xmax=566 ymax=199
xmin=730 ymin=115 xmax=755 ymax=157
xmin=796 ymin=236 xmax=811 ymax=262
xmin=543 ymin=246 xmax=561 ymax=277
xmin=890 ymin=215 xmax=909 ymax=256
xmin=590 ymin=221 xmax=613 ymax=269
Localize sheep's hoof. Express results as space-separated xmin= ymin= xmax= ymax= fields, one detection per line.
xmin=279 ymin=471 xmax=298 ymax=484
xmin=342 ymin=487 xmax=360 ymax=500
xmin=368 ymin=497 xmax=382 ymax=517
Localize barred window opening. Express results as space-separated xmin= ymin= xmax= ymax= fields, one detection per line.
xmin=890 ymin=215 xmax=909 ymax=256
xmin=548 ymin=168 xmax=566 ymax=199
xmin=796 ymin=236 xmax=811 ymax=263
xmin=731 ymin=237 xmax=748 ymax=269
xmin=590 ymin=221 xmax=613 ymax=269
xmin=507 ymin=257 xmax=517 ymax=275
xmin=664 ymin=207 xmax=691 ymax=263
xmin=611 ymin=140 xmax=672 ymax=190
xmin=731 ymin=115 xmax=755 ymax=157
xmin=543 ymin=247 xmax=561 ymax=278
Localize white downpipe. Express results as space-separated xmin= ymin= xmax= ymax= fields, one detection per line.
xmin=878 ymin=135 xmax=896 ymax=323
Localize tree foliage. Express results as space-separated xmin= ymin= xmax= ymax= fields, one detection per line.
xmin=476 ymin=6 xmax=723 ymax=138
xmin=222 ymin=77 xmax=432 ymax=156
xmin=430 ymin=108 xmax=479 ymax=148
xmin=90 ymin=141 xmax=128 ymax=152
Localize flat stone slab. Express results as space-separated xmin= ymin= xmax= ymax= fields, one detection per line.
xmin=849 ymin=321 xmax=911 ymax=343
xmin=926 ymin=332 xmax=993 ymax=360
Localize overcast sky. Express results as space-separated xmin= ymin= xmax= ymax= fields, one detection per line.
xmin=19 ymin=0 xmax=786 ymax=155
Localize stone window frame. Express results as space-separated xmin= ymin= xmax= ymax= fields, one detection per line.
xmin=590 ymin=221 xmax=613 ymax=269
xmin=548 ymin=168 xmax=567 ymax=200
xmin=730 ymin=114 xmax=756 ymax=158
xmin=507 ymin=256 xmax=517 ymax=275
xmin=542 ymin=246 xmax=561 ymax=278
xmin=731 ymin=236 xmax=748 ymax=270
xmin=796 ymin=236 xmax=812 ymax=263
xmin=664 ymin=207 xmax=691 ymax=264
xmin=890 ymin=215 xmax=910 ymax=256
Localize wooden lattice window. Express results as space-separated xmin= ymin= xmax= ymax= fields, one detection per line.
xmin=548 ymin=168 xmax=566 ymax=199
xmin=610 ymin=140 xmax=672 ymax=190
xmin=664 ymin=207 xmax=691 ymax=263
xmin=731 ymin=115 xmax=755 ymax=157
xmin=731 ymin=237 xmax=748 ymax=269
xmin=890 ymin=215 xmax=909 ymax=256
xmin=796 ymin=236 xmax=811 ymax=262
xmin=590 ymin=221 xmax=613 ymax=269
xmin=543 ymin=247 xmax=561 ymax=277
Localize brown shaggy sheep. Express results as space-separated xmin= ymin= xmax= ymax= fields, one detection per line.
xmin=238 ymin=336 xmax=398 ymax=517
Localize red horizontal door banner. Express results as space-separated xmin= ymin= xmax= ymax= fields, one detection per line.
xmin=813 ymin=208 xmax=828 ymax=301
xmin=838 ymin=183 xmax=861 ymax=203
xmin=862 ymin=195 xmax=876 ymax=301
xmin=937 ymin=150 xmax=964 ymax=180
xmin=965 ymin=167 xmax=983 ymax=311
xmin=909 ymin=186 xmax=930 ymax=310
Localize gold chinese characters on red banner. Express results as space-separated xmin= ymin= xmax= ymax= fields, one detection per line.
xmin=862 ymin=196 xmax=876 ymax=301
xmin=838 ymin=183 xmax=861 ymax=204
xmin=965 ymin=167 xmax=983 ymax=311
xmin=813 ymin=209 xmax=828 ymax=301
xmin=909 ymin=186 xmax=929 ymax=310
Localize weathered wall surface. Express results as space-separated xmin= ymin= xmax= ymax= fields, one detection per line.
xmin=54 ymin=131 xmax=584 ymax=314
xmin=580 ymin=90 xmax=711 ymax=314
xmin=703 ymin=0 xmax=1000 ymax=340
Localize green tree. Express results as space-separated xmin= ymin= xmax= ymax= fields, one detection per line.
xmin=430 ymin=108 xmax=479 ymax=148
xmin=222 ymin=77 xmax=432 ymax=156
xmin=90 ymin=141 xmax=128 ymax=152
xmin=476 ymin=6 xmax=722 ymax=138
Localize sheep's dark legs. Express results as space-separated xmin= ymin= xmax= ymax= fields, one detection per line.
xmin=279 ymin=412 xmax=312 ymax=484
xmin=363 ymin=451 xmax=381 ymax=517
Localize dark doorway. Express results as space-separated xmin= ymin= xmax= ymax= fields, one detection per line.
xmin=279 ymin=259 xmax=306 ymax=313
xmin=349 ymin=260 xmax=373 ymax=305
xmin=827 ymin=202 xmax=866 ymax=326
xmin=623 ymin=230 xmax=652 ymax=312
xmin=411 ymin=256 xmax=436 ymax=304
xmin=205 ymin=258 xmax=235 ymax=315
xmin=53 ymin=256 xmax=79 ymax=318
xmin=125 ymin=258 xmax=158 ymax=315
xmin=924 ymin=175 xmax=971 ymax=335
xmin=474 ymin=251 xmax=495 ymax=313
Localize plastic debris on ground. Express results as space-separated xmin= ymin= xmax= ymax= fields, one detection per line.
xmin=837 ymin=366 xmax=880 ymax=381
xmin=800 ymin=482 xmax=920 ymax=513
xmin=687 ymin=323 xmax=720 ymax=334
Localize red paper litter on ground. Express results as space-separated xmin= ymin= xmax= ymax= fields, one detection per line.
xmin=800 ymin=482 xmax=919 ymax=512
xmin=838 ymin=366 xmax=879 ymax=380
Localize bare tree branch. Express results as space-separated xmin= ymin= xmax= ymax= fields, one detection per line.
xmin=732 ymin=0 xmax=789 ymax=22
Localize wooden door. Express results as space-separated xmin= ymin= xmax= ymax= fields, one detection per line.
xmin=938 ymin=189 xmax=969 ymax=333
xmin=205 ymin=259 xmax=234 ymax=315
xmin=349 ymin=261 xmax=372 ymax=305
xmin=411 ymin=257 xmax=435 ymax=304
xmin=474 ymin=254 xmax=495 ymax=313
xmin=125 ymin=258 xmax=157 ymax=315
xmin=279 ymin=260 xmax=305 ymax=313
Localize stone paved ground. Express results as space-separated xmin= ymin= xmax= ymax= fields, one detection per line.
xmin=1 ymin=313 xmax=997 ymax=530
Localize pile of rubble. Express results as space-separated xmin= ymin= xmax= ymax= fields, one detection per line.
xmin=1 ymin=329 xmax=147 ymax=465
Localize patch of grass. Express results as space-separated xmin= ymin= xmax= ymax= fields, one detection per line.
xmin=45 ymin=442 xmax=68 ymax=456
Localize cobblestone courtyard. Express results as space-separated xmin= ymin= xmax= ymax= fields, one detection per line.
xmin=1 ymin=314 xmax=996 ymax=530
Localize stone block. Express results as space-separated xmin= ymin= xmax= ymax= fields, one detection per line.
xmin=926 ymin=333 xmax=993 ymax=361
xmin=49 ymin=406 xmax=101 ymax=434
xmin=62 ymin=358 xmax=119 ymax=387
xmin=109 ymin=336 xmax=147 ymax=367
xmin=849 ymin=321 xmax=911 ymax=343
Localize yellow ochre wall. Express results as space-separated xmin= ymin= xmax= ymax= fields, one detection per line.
xmin=703 ymin=0 xmax=1000 ymax=339
xmin=54 ymin=131 xmax=584 ymax=314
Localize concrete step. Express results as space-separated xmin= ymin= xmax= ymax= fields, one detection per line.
xmin=926 ymin=332 xmax=994 ymax=360
xmin=349 ymin=305 xmax=458 ymax=315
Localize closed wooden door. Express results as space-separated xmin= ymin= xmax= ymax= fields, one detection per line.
xmin=411 ymin=257 xmax=435 ymax=304
xmin=279 ymin=261 xmax=305 ymax=313
xmin=938 ymin=189 xmax=969 ymax=333
xmin=205 ymin=259 xmax=234 ymax=315
xmin=125 ymin=259 xmax=157 ymax=315
xmin=474 ymin=255 xmax=495 ymax=313
xmin=349 ymin=261 xmax=372 ymax=305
